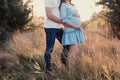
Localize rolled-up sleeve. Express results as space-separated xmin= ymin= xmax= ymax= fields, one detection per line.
xmin=60 ymin=3 xmax=69 ymax=23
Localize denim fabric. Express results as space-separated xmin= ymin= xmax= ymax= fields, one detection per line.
xmin=44 ymin=28 xmax=63 ymax=52
xmin=44 ymin=28 xmax=63 ymax=71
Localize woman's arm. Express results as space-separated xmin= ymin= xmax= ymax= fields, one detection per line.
xmin=63 ymin=21 xmax=80 ymax=30
xmin=60 ymin=3 xmax=80 ymax=30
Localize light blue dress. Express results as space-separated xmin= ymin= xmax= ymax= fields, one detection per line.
xmin=60 ymin=3 xmax=84 ymax=45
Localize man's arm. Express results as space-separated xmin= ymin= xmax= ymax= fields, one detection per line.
xmin=45 ymin=7 xmax=62 ymax=23
xmin=63 ymin=21 xmax=80 ymax=30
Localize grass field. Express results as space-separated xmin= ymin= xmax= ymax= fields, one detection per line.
xmin=0 ymin=28 xmax=120 ymax=80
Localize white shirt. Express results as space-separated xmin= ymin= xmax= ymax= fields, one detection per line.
xmin=44 ymin=0 xmax=61 ymax=28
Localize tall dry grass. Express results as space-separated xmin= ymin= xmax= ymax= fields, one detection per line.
xmin=0 ymin=29 xmax=47 ymax=80
xmin=71 ymin=30 xmax=120 ymax=80
xmin=6 ymin=29 xmax=45 ymax=57
xmin=49 ymin=30 xmax=120 ymax=80
xmin=0 ymin=28 xmax=120 ymax=80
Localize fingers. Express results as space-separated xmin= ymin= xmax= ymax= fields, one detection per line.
xmin=76 ymin=26 xmax=81 ymax=30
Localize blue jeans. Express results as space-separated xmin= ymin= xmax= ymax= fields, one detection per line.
xmin=44 ymin=28 xmax=63 ymax=71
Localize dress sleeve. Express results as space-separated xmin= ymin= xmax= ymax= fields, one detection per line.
xmin=60 ymin=3 xmax=69 ymax=23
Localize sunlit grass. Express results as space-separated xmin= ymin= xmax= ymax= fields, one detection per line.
xmin=0 ymin=28 xmax=120 ymax=80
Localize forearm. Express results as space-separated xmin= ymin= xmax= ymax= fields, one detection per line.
xmin=63 ymin=21 xmax=80 ymax=30
xmin=47 ymin=14 xmax=62 ymax=23
xmin=45 ymin=7 xmax=62 ymax=24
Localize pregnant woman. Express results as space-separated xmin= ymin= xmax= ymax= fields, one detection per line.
xmin=59 ymin=0 xmax=84 ymax=76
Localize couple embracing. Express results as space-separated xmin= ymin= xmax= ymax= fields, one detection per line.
xmin=44 ymin=0 xmax=84 ymax=73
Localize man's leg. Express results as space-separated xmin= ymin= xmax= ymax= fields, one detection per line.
xmin=44 ymin=28 xmax=56 ymax=73
xmin=44 ymin=51 xmax=52 ymax=72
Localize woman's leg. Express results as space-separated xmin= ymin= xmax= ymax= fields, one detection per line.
xmin=68 ymin=43 xmax=79 ymax=79
xmin=56 ymin=29 xmax=70 ymax=66
xmin=69 ymin=44 xmax=79 ymax=58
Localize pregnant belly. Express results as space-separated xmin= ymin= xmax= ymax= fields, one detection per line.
xmin=64 ymin=17 xmax=81 ymax=33
xmin=69 ymin=17 xmax=80 ymax=26
xmin=63 ymin=17 xmax=81 ymax=33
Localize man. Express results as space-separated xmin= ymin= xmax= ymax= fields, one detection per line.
xmin=44 ymin=0 xmax=68 ymax=73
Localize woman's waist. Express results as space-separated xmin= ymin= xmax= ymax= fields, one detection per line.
xmin=64 ymin=27 xmax=79 ymax=33
xmin=69 ymin=17 xmax=80 ymax=20
xmin=68 ymin=17 xmax=81 ymax=25
xmin=63 ymin=27 xmax=83 ymax=33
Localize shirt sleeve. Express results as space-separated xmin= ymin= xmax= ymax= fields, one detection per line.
xmin=60 ymin=3 xmax=69 ymax=22
xmin=44 ymin=0 xmax=53 ymax=7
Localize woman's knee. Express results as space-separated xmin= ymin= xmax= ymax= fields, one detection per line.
xmin=76 ymin=47 xmax=79 ymax=54
xmin=72 ymin=44 xmax=79 ymax=53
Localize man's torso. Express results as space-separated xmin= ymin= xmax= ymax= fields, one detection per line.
xmin=44 ymin=0 xmax=61 ymax=28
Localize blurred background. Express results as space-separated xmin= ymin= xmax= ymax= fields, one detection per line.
xmin=0 ymin=0 xmax=120 ymax=80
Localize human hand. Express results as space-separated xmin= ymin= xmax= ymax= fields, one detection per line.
xmin=63 ymin=24 xmax=68 ymax=27
xmin=75 ymin=26 xmax=81 ymax=30
xmin=72 ymin=13 xmax=80 ymax=18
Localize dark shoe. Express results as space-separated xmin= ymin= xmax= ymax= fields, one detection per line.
xmin=45 ymin=68 xmax=52 ymax=73
xmin=45 ymin=61 xmax=52 ymax=75
xmin=44 ymin=51 xmax=51 ymax=73
xmin=45 ymin=63 xmax=58 ymax=73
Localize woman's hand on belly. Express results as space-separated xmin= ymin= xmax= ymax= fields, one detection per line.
xmin=76 ymin=25 xmax=81 ymax=30
xmin=72 ymin=13 xmax=80 ymax=18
